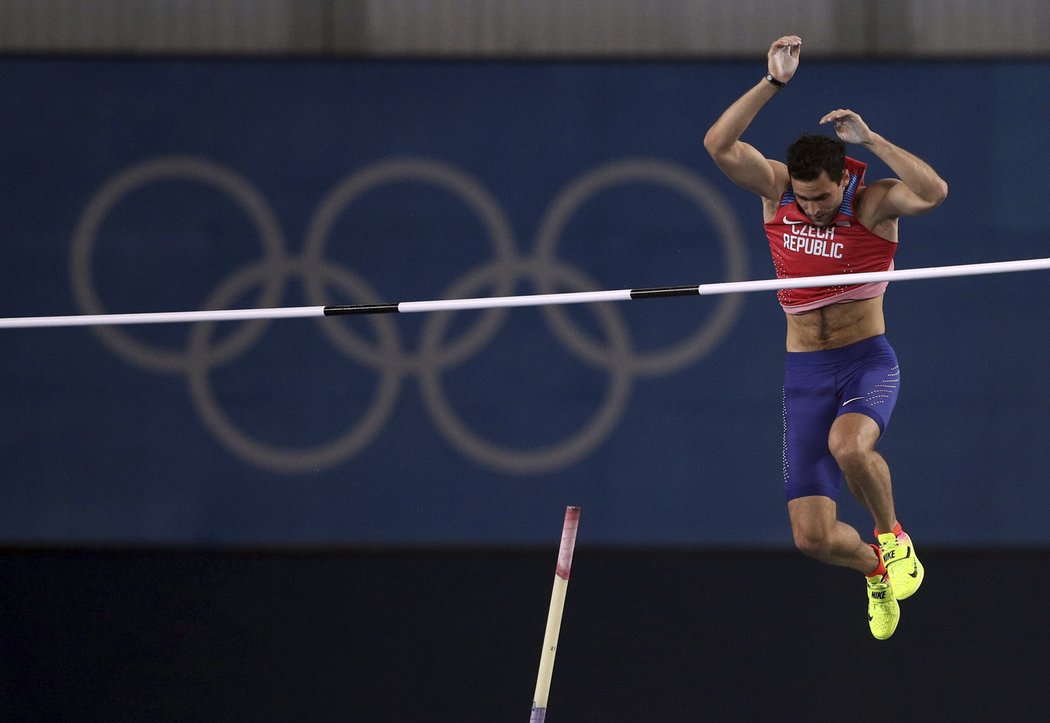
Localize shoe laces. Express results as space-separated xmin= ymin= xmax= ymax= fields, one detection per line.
xmin=879 ymin=532 xmax=910 ymax=551
xmin=879 ymin=534 xmax=911 ymax=567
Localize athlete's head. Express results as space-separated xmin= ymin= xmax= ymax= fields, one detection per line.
xmin=787 ymin=134 xmax=846 ymax=182
xmin=786 ymin=134 xmax=849 ymax=226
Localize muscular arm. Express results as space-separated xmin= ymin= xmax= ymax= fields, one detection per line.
xmin=703 ymin=82 xmax=786 ymax=200
xmin=820 ymin=110 xmax=949 ymax=221
xmin=703 ymin=36 xmax=801 ymax=201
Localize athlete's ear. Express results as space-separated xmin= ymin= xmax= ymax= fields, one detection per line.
xmin=839 ymin=169 xmax=850 ymax=187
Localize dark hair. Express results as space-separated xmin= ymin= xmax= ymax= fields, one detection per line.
xmin=786 ymin=134 xmax=846 ymax=182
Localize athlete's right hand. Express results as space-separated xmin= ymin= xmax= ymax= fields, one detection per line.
xmin=768 ymin=35 xmax=802 ymax=84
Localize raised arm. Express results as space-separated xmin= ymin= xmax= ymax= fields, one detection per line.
xmin=703 ymin=35 xmax=802 ymax=201
xmin=820 ymin=109 xmax=949 ymax=221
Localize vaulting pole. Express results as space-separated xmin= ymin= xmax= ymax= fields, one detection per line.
xmin=530 ymin=506 xmax=581 ymax=723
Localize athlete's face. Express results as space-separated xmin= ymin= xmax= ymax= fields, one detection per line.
xmin=790 ymin=170 xmax=848 ymax=227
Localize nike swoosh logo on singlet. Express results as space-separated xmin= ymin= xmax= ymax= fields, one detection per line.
xmin=842 ymin=396 xmax=866 ymax=407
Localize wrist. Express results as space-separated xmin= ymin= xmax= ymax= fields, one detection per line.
xmin=764 ymin=73 xmax=786 ymax=89
xmin=860 ymin=132 xmax=884 ymax=150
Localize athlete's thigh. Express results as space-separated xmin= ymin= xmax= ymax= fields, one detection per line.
xmin=836 ymin=345 xmax=900 ymax=434
xmin=783 ymin=367 xmax=842 ymax=500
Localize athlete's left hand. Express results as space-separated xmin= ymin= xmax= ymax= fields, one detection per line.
xmin=820 ymin=109 xmax=873 ymax=145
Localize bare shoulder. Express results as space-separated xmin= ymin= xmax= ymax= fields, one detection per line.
xmin=759 ymin=159 xmax=792 ymax=204
xmin=761 ymin=160 xmax=790 ymax=221
xmin=857 ymin=178 xmax=898 ymax=205
xmin=768 ymin=159 xmax=790 ymax=194
xmin=858 ymin=173 xmax=947 ymax=225
xmin=855 ymin=179 xmax=900 ymax=227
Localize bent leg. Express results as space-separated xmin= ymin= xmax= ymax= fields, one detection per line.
xmin=787 ymin=495 xmax=881 ymax=575
xmin=829 ymin=412 xmax=897 ymax=534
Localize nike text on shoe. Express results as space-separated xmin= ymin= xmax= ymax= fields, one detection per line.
xmin=866 ymin=574 xmax=900 ymax=640
xmin=878 ymin=532 xmax=925 ymax=601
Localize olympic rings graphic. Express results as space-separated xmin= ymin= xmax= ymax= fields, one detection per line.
xmin=72 ymin=157 xmax=288 ymax=374
xmin=71 ymin=156 xmax=748 ymax=474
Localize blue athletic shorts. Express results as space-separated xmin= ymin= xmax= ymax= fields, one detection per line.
xmin=781 ymin=334 xmax=900 ymax=501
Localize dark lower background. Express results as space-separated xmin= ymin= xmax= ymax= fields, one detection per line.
xmin=2 ymin=547 xmax=1045 ymax=722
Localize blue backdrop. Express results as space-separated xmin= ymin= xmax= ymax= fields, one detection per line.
xmin=1 ymin=57 xmax=1047 ymax=545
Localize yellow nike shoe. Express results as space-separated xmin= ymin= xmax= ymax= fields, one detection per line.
xmin=878 ymin=532 xmax=924 ymax=600
xmin=866 ymin=574 xmax=900 ymax=640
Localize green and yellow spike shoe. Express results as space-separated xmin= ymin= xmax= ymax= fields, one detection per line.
xmin=878 ymin=532 xmax=924 ymax=600
xmin=866 ymin=574 xmax=900 ymax=640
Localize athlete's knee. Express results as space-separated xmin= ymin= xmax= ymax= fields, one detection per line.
xmin=791 ymin=518 xmax=834 ymax=560
xmin=829 ymin=415 xmax=881 ymax=475
xmin=829 ymin=431 xmax=876 ymax=476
